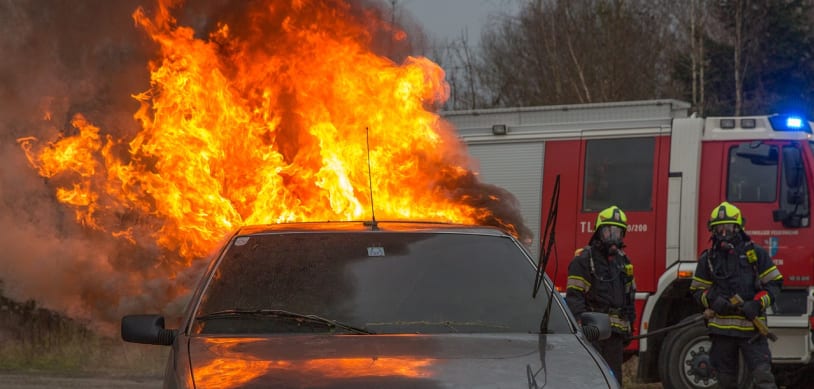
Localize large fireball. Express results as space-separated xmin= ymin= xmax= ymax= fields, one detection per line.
xmin=13 ymin=0 xmax=530 ymax=325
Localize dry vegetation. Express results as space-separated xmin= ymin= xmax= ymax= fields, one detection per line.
xmin=623 ymin=356 xmax=663 ymax=388
xmin=0 ymin=296 xmax=166 ymax=376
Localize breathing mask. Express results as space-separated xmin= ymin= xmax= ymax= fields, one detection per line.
xmin=712 ymin=223 xmax=741 ymax=248
xmin=597 ymin=225 xmax=625 ymax=255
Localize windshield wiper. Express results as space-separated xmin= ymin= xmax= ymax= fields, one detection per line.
xmin=366 ymin=320 xmax=510 ymax=333
xmin=195 ymin=309 xmax=375 ymax=334
xmin=534 ymin=174 xmax=560 ymax=334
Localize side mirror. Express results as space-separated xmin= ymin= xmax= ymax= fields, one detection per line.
xmin=773 ymin=208 xmax=803 ymax=228
xmin=580 ymin=312 xmax=611 ymax=341
xmin=782 ymin=147 xmax=804 ymax=189
xmin=787 ymin=191 xmax=804 ymax=205
xmin=773 ymin=208 xmax=788 ymax=222
xmin=121 ymin=314 xmax=176 ymax=346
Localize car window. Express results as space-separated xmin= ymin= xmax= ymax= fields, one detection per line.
xmin=192 ymin=231 xmax=570 ymax=335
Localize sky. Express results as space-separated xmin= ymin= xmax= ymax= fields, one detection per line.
xmin=400 ymin=0 xmax=520 ymax=46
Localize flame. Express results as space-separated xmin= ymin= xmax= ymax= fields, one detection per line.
xmin=16 ymin=0 xmax=530 ymax=319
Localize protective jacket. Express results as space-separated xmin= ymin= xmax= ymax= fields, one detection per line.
xmin=566 ymin=244 xmax=636 ymax=334
xmin=690 ymin=237 xmax=783 ymax=337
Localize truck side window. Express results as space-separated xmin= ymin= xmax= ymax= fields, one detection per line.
xmin=727 ymin=143 xmax=778 ymax=203
xmin=582 ymin=137 xmax=654 ymax=211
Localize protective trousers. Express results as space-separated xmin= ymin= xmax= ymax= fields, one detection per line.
xmin=709 ymin=334 xmax=777 ymax=389
xmin=591 ymin=332 xmax=624 ymax=386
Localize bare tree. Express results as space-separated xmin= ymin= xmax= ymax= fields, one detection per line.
xmin=706 ymin=0 xmax=770 ymax=115
xmin=427 ymin=30 xmax=482 ymax=110
xmin=379 ymin=0 xmax=431 ymax=60
xmin=475 ymin=0 xmax=677 ymax=108
xmin=734 ymin=0 xmax=744 ymax=115
xmin=690 ymin=0 xmax=710 ymax=115
xmin=731 ymin=0 xmax=771 ymax=115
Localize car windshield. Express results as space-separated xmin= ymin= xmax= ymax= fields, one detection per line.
xmin=191 ymin=231 xmax=570 ymax=335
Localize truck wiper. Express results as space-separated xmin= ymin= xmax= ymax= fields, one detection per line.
xmin=195 ymin=309 xmax=375 ymax=334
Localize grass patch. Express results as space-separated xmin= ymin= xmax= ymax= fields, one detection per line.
xmin=0 ymin=298 xmax=168 ymax=375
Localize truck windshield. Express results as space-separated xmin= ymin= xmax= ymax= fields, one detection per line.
xmin=193 ymin=231 xmax=570 ymax=335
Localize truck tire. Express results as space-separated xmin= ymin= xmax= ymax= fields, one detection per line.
xmin=658 ymin=322 xmax=751 ymax=389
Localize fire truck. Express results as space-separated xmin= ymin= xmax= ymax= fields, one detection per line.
xmin=443 ymin=99 xmax=814 ymax=388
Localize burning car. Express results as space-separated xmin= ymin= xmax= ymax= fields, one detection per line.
xmin=122 ymin=221 xmax=618 ymax=388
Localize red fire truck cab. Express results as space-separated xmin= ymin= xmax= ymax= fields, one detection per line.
xmin=445 ymin=100 xmax=814 ymax=388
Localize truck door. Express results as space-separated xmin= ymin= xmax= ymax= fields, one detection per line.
xmin=576 ymin=136 xmax=667 ymax=293
xmin=719 ymin=141 xmax=811 ymax=289
xmin=709 ymin=140 xmax=813 ymax=362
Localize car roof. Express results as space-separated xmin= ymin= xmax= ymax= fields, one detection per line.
xmin=234 ymin=221 xmax=511 ymax=237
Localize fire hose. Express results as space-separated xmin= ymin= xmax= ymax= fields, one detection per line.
xmin=626 ymin=308 xmax=777 ymax=342
xmin=626 ymin=310 xmax=712 ymax=340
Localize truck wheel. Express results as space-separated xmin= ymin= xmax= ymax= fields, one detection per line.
xmin=658 ymin=322 xmax=751 ymax=389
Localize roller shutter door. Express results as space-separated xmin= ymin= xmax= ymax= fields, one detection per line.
xmin=467 ymin=142 xmax=544 ymax=258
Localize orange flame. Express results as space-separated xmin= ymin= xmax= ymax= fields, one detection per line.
xmin=18 ymin=0 xmax=528 ymax=273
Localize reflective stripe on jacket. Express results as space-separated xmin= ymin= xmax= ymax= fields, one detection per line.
xmin=708 ymin=314 xmax=767 ymax=332
xmin=609 ymin=312 xmax=630 ymax=332
xmin=691 ymin=239 xmax=783 ymax=338
xmin=565 ymin=245 xmax=636 ymax=335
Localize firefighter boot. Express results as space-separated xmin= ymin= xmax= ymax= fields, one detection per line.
xmin=751 ymin=364 xmax=777 ymax=389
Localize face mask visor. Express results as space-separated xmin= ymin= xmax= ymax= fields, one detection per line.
xmin=712 ymin=223 xmax=738 ymax=242
xmin=598 ymin=225 xmax=625 ymax=246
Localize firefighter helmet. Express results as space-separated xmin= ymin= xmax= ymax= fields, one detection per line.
xmin=708 ymin=201 xmax=743 ymax=230
xmin=595 ymin=205 xmax=627 ymax=230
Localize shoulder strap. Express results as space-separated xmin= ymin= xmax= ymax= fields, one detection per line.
xmin=585 ymin=246 xmax=597 ymax=277
xmin=703 ymin=248 xmax=717 ymax=275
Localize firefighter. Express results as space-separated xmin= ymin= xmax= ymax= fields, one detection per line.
xmin=566 ymin=205 xmax=636 ymax=386
xmin=690 ymin=201 xmax=783 ymax=389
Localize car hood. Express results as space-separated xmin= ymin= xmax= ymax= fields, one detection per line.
xmin=186 ymin=333 xmax=615 ymax=388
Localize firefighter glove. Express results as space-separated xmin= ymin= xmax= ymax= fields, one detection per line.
xmin=742 ymin=300 xmax=761 ymax=321
xmin=711 ymin=296 xmax=731 ymax=315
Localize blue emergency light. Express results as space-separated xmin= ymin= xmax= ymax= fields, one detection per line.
xmin=768 ymin=114 xmax=812 ymax=133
